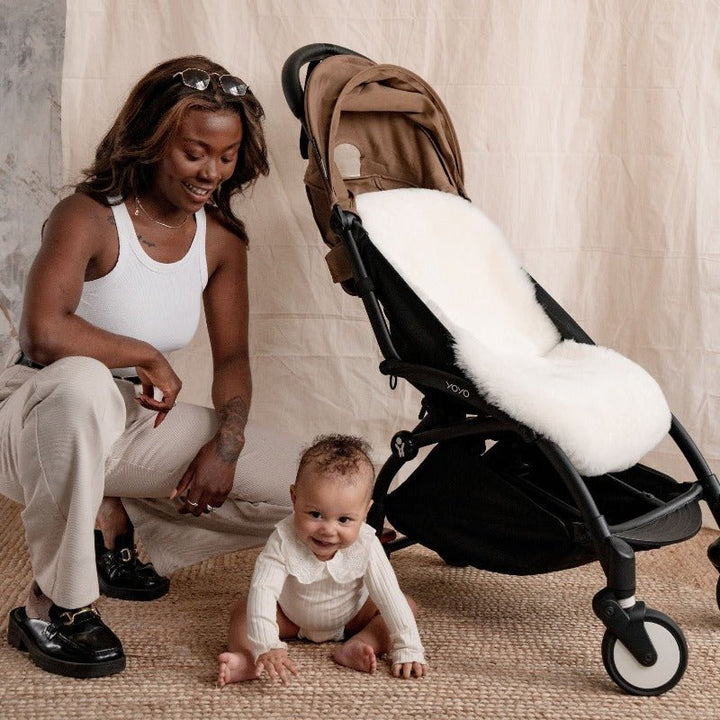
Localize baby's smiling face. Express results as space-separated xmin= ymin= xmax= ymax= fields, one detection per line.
xmin=290 ymin=467 xmax=373 ymax=562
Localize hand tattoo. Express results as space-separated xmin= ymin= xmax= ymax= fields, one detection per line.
xmin=216 ymin=396 xmax=249 ymax=462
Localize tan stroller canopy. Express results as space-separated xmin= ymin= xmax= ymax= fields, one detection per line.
xmin=301 ymin=53 xmax=467 ymax=286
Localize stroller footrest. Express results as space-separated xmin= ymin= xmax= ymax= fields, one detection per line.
xmin=612 ymin=495 xmax=702 ymax=548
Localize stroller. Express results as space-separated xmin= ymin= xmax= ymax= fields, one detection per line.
xmin=281 ymin=43 xmax=720 ymax=695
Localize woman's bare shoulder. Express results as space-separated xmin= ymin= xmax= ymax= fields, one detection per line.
xmin=205 ymin=206 xmax=245 ymax=240
xmin=47 ymin=192 xmax=108 ymax=220
xmin=44 ymin=193 xmax=119 ymax=247
xmin=204 ymin=207 xmax=248 ymax=267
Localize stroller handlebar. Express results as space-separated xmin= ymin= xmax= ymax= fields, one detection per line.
xmin=281 ymin=43 xmax=370 ymax=121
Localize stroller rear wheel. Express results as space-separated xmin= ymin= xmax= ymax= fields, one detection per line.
xmin=601 ymin=608 xmax=687 ymax=695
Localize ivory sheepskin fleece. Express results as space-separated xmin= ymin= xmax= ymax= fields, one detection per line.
xmin=355 ymin=188 xmax=671 ymax=476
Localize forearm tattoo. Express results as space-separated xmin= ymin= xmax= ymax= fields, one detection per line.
xmin=216 ymin=396 xmax=250 ymax=462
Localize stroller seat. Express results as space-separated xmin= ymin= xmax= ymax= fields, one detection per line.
xmin=355 ymin=187 xmax=671 ymax=477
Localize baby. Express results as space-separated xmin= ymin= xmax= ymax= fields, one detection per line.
xmin=218 ymin=434 xmax=427 ymax=685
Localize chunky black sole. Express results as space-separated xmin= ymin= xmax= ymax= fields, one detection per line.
xmin=98 ymin=574 xmax=169 ymax=601
xmin=7 ymin=609 xmax=126 ymax=678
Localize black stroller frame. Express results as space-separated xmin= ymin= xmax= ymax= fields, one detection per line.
xmin=282 ymin=43 xmax=720 ymax=696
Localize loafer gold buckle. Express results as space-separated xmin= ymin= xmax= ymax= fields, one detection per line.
xmin=59 ymin=604 xmax=98 ymax=625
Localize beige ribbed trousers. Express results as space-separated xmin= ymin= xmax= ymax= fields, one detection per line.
xmin=0 ymin=354 xmax=300 ymax=609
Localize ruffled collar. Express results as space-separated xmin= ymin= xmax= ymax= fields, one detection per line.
xmin=275 ymin=515 xmax=376 ymax=584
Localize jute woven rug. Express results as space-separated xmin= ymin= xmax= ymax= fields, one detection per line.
xmin=1 ymin=494 xmax=719 ymax=720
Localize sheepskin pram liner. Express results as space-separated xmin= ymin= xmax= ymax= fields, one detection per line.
xmin=354 ymin=187 xmax=671 ymax=478
xmin=348 ymin=187 xmax=699 ymax=573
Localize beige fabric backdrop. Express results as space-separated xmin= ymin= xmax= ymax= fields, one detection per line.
xmin=62 ymin=1 xmax=720 ymax=511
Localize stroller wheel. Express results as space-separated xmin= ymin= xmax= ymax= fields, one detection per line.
xmin=601 ymin=608 xmax=687 ymax=696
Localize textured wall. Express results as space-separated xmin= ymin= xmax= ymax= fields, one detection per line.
xmin=0 ymin=1 xmax=65 ymax=360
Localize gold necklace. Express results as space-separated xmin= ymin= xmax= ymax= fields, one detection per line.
xmin=134 ymin=196 xmax=190 ymax=229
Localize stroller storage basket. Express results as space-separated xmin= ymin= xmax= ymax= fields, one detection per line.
xmin=385 ymin=437 xmax=702 ymax=575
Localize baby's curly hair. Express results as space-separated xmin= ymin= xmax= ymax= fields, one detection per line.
xmin=296 ymin=434 xmax=374 ymax=486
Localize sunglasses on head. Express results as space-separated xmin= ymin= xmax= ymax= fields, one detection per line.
xmin=173 ymin=68 xmax=248 ymax=97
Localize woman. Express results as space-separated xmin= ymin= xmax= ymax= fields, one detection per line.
xmin=0 ymin=56 xmax=299 ymax=678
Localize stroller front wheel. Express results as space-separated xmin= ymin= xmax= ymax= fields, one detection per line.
xmin=601 ymin=608 xmax=687 ymax=695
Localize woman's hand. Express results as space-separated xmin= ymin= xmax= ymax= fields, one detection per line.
xmin=171 ymin=436 xmax=236 ymax=515
xmin=135 ymin=354 xmax=182 ymax=427
xmin=255 ymin=649 xmax=298 ymax=685
xmin=171 ymin=394 xmax=248 ymax=514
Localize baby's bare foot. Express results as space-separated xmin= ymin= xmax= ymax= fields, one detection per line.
xmin=333 ymin=639 xmax=378 ymax=674
xmin=218 ymin=651 xmax=259 ymax=686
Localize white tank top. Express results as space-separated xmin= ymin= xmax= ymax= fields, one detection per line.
xmin=75 ymin=200 xmax=209 ymax=376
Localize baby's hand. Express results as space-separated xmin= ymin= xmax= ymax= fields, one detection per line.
xmin=392 ymin=661 xmax=428 ymax=679
xmin=256 ymin=649 xmax=299 ymax=685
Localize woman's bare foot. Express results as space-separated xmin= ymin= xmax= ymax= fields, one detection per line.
xmin=218 ymin=651 xmax=260 ymax=686
xmin=332 ymin=639 xmax=378 ymax=674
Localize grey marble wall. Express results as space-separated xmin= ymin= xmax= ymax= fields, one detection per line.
xmin=0 ymin=1 xmax=65 ymax=360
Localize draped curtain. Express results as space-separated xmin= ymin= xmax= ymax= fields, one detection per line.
xmin=60 ymin=1 xmax=720 ymax=513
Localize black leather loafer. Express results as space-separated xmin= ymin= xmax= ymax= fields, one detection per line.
xmin=7 ymin=604 xmax=125 ymax=678
xmin=95 ymin=529 xmax=170 ymax=601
